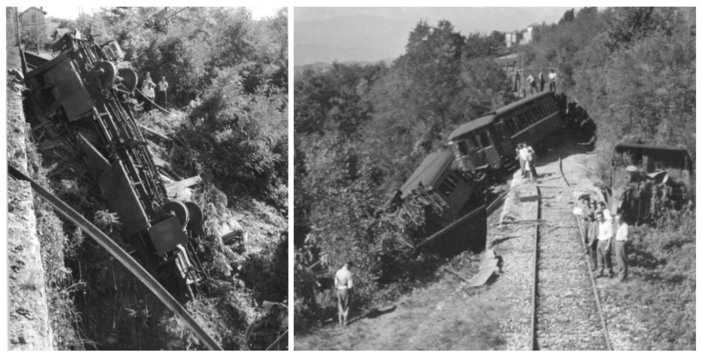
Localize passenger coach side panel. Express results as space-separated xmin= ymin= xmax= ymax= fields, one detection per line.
xmin=511 ymin=111 xmax=563 ymax=147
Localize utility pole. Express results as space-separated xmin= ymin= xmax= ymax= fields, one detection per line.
xmin=14 ymin=7 xmax=22 ymax=50
xmin=35 ymin=8 xmax=41 ymax=54
xmin=15 ymin=7 xmax=28 ymax=76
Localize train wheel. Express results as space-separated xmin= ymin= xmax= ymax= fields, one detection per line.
xmin=163 ymin=201 xmax=190 ymax=228
xmin=185 ymin=202 xmax=203 ymax=231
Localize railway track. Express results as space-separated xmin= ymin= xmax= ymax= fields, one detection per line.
xmin=529 ymin=177 xmax=612 ymax=350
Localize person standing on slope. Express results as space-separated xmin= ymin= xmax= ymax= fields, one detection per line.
xmin=335 ymin=262 xmax=354 ymax=327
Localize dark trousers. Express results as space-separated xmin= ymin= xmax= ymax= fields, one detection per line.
xmin=144 ymin=97 xmax=154 ymax=112
xmin=528 ymin=160 xmax=537 ymax=178
xmin=615 ymin=241 xmax=628 ymax=281
xmin=589 ymin=243 xmax=598 ymax=270
xmin=156 ymin=90 xmax=167 ymax=109
xmin=596 ymin=240 xmax=612 ymax=276
xmin=540 ymin=80 xmax=545 ymax=92
xmin=530 ymin=83 xmax=537 ymax=95
xmin=549 ymin=81 xmax=556 ymax=92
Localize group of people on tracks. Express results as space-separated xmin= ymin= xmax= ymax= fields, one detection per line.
xmin=579 ymin=196 xmax=629 ymax=282
xmin=521 ymin=68 xmax=558 ymax=95
xmin=517 ymin=143 xmax=538 ymax=182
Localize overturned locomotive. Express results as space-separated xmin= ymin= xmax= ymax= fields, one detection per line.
xmin=22 ymin=32 xmax=224 ymax=299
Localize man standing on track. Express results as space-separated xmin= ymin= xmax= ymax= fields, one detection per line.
xmin=548 ymin=69 xmax=558 ymax=92
xmin=538 ymin=69 xmax=545 ymax=92
xmin=585 ymin=213 xmax=598 ymax=270
xmin=594 ymin=211 xmax=614 ymax=278
xmin=517 ymin=143 xmax=528 ymax=178
xmin=335 ymin=262 xmax=354 ymax=327
xmin=527 ymin=72 xmax=536 ymax=95
xmin=525 ymin=144 xmax=537 ymax=180
xmin=614 ymin=213 xmax=629 ymax=282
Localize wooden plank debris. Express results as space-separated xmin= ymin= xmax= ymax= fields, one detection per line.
xmin=138 ymin=124 xmax=171 ymax=141
xmin=165 ymin=176 xmax=202 ymax=195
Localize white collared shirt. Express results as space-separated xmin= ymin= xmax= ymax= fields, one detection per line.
xmin=518 ymin=147 xmax=529 ymax=161
xmin=616 ymin=222 xmax=628 ymax=241
xmin=597 ymin=220 xmax=613 ymax=241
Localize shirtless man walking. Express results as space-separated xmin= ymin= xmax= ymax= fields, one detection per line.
xmin=335 ymin=262 xmax=354 ymax=327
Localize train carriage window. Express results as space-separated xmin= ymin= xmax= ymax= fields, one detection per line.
xmin=457 ymin=140 xmax=470 ymax=156
xmin=538 ymin=103 xmax=547 ymax=118
xmin=508 ymin=117 xmax=518 ymax=134
xmin=438 ymin=174 xmax=459 ymax=197
xmin=474 ymin=132 xmax=484 ymax=148
xmin=526 ymin=109 xmax=537 ymax=124
xmin=513 ymin=115 xmax=521 ymax=131
xmin=535 ymin=104 xmax=544 ymax=118
xmin=478 ymin=130 xmax=491 ymax=147
xmin=468 ymin=135 xmax=480 ymax=149
xmin=518 ymin=113 xmax=528 ymax=129
xmin=548 ymin=99 xmax=556 ymax=113
xmin=533 ymin=105 xmax=543 ymax=120
xmin=504 ymin=117 xmax=515 ymax=134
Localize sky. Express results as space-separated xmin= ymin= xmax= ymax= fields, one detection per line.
xmin=18 ymin=6 xmax=283 ymax=21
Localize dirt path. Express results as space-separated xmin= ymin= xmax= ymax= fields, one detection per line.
xmin=296 ymin=138 xmax=606 ymax=350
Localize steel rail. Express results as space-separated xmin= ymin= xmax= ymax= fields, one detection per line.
xmin=8 ymin=164 xmax=223 ymax=350
xmin=574 ymin=214 xmax=614 ymax=350
xmin=529 ymin=183 xmax=613 ymax=350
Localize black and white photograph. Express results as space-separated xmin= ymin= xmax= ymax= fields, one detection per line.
xmin=293 ymin=7 xmax=695 ymax=350
xmin=6 ymin=6 xmax=288 ymax=350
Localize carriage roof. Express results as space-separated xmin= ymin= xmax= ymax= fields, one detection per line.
xmin=400 ymin=150 xmax=455 ymax=197
xmin=448 ymin=91 xmax=555 ymax=141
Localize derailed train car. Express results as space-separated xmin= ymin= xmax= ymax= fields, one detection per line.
xmin=448 ymin=91 xmax=564 ymax=173
xmin=394 ymin=92 xmax=565 ymax=255
xmin=22 ymin=32 xmax=220 ymax=299
xmin=395 ymin=150 xmax=486 ymax=254
xmin=610 ymin=143 xmax=693 ymax=223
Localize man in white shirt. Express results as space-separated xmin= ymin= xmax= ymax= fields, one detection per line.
xmin=156 ymin=76 xmax=169 ymax=109
xmin=614 ymin=213 xmax=629 ymax=282
xmin=526 ymin=72 xmax=536 ymax=95
xmin=335 ymin=262 xmax=354 ymax=326
xmin=548 ymin=69 xmax=558 ymax=92
xmin=595 ymin=211 xmax=614 ymax=278
xmin=143 ymin=83 xmax=155 ymax=112
xmin=516 ymin=143 xmax=528 ymax=178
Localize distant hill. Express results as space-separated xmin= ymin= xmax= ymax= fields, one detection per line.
xmin=295 ymin=7 xmax=574 ymax=66
xmin=294 ymin=58 xmax=394 ymax=79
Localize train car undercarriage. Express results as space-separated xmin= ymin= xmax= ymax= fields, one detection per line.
xmin=22 ymin=32 xmax=214 ymax=300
